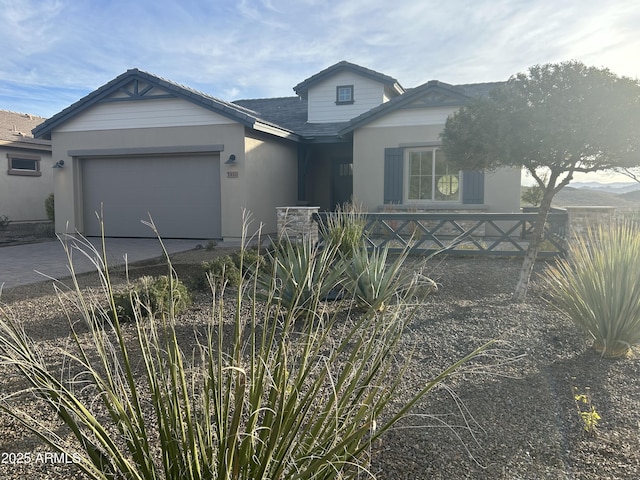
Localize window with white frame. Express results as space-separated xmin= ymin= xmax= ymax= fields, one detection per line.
xmin=406 ymin=148 xmax=459 ymax=202
xmin=7 ymin=153 xmax=42 ymax=177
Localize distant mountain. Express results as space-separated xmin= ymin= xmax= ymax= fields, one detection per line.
xmin=551 ymin=186 xmax=640 ymax=208
xmin=621 ymin=190 xmax=640 ymax=202
xmin=568 ymin=181 xmax=640 ymax=194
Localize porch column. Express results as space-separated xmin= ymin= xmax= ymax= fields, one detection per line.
xmin=297 ymin=144 xmax=310 ymax=205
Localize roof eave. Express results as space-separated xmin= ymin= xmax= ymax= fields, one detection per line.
xmin=293 ymin=61 xmax=401 ymax=96
xmin=253 ymin=122 xmax=301 ymax=142
xmin=0 ymin=139 xmax=52 ymax=151
xmin=338 ymin=81 xmax=473 ymax=136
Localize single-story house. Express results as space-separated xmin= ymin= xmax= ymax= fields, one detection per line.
xmin=1 ymin=110 xmax=52 ymax=222
xmin=33 ymin=61 xmax=521 ymax=241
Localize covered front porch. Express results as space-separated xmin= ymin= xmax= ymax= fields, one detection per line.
xmin=296 ymin=141 xmax=353 ymax=211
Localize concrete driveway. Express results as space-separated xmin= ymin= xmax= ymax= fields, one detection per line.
xmin=0 ymin=236 xmax=206 ymax=289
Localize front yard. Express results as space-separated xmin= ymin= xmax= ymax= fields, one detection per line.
xmin=0 ymin=250 xmax=638 ymax=479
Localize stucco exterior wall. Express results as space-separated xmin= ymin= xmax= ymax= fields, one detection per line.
xmin=1 ymin=145 xmax=53 ymax=222
xmin=243 ymin=132 xmax=298 ymax=238
xmin=51 ymin=123 xmax=247 ymax=238
xmin=353 ymin=124 xmax=443 ymax=208
xmin=483 ymin=168 xmax=522 ymax=212
xmin=353 ymin=123 xmax=521 ymax=213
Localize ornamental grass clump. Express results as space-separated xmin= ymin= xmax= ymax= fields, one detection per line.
xmin=0 ymin=215 xmax=492 ymax=480
xmin=321 ymin=201 xmax=368 ymax=257
xmin=544 ymin=220 xmax=640 ymax=358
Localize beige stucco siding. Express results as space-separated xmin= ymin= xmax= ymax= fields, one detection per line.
xmin=483 ymin=168 xmax=522 ymax=212
xmin=353 ymin=123 xmax=521 ymax=212
xmin=51 ymin=123 xmax=246 ymax=238
xmin=353 ymin=124 xmax=444 ymax=208
xmin=1 ymin=145 xmax=53 ymax=222
xmin=242 ymin=132 xmax=297 ymax=238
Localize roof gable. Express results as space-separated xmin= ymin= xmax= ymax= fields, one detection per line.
xmin=339 ymin=80 xmax=502 ymax=135
xmin=33 ymin=69 xmax=288 ymax=140
xmin=293 ymin=61 xmax=404 ymax=99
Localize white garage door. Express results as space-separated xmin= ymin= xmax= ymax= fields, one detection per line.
xmin=82 ymin=154 xmax=221 ymax=238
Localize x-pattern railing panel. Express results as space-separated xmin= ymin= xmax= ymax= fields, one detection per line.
xmin=316 ymin=211 xmax=568 ymax=257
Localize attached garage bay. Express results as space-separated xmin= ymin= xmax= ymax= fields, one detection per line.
xmin=81 ymin=154 xmax=221 ymax=239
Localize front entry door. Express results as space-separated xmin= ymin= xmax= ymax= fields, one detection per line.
xmin=332 ymin=158 xmax=353 ymax=209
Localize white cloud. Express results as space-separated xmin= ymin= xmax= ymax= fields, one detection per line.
xmin=1 ymin=0 xmax=639 ymax=116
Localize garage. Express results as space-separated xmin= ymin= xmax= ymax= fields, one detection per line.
xmin=81 ymin=154 xmax=221 ymax=239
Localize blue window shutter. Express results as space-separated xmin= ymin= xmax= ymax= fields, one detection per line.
xmin=384 ymin=148 xmax=403 ymax=204
xmin=462 ymin=170 xmax=484 ymax=204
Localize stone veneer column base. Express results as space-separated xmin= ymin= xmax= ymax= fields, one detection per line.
xmin=276 ymin=206 xmax=320 ymax=245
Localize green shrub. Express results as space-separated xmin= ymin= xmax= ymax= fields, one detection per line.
xmin=0 ymin=219 xmax=491 ymax=480
xmin=231 ymin=246 xmax=266 ymax=274
xmin=321 ymin=202 xmax=368 ymax=257
xmin=45 ymin=193 xmax=55 ymax=221
xmin=112 ymin=274 xmax=191 ymax=321
xmin=201 ymin=255 xmax=241 ymax=289
xmin=544 ymin=221 xmax=640 ymax=357
xmin=343 ymin=244 xmax=436 ymax=312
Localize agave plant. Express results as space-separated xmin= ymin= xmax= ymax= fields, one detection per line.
xmin=544 ymin=220 xmax=640 ymax=357
xmin=257 ymin=236 xmax=346 ymax=315
xmin=342 ymin=244 xmax=436 ymax=312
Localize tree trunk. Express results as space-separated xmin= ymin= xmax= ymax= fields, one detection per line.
xmin=512 ymin=194 xmax=554 ymax=301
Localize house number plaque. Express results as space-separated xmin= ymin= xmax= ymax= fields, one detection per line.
xmin=227 ymin=171 xmax=238 ymax=178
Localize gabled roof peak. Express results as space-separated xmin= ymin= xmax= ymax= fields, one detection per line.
xmin=293 ymin=60 xmax=404 ymax=98
xmin=32 ymin=68 xmax=285 ymax=140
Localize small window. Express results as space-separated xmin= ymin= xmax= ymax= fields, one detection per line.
xmin=7 ymin=154 xmax=42 ymax=177
xmin=336 ymin=85 xmax=354 ymax=104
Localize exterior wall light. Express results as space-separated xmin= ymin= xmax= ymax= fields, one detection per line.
xmin=224 ymin=154 xmax=236 ymax=164
xmin=53 ymin=160 xmax=65 ymax=168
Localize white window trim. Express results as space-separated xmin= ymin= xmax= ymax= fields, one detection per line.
xmin=403 ymin=147 xmax=462 ymax=204
xmin=336 ymin=85 xmax=354 ymax=105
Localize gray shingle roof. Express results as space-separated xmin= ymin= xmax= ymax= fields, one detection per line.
xmin=31 ymin=63 xmax=503 ymax=143
xmin=232 ymin=97 xmax=349 ymax=140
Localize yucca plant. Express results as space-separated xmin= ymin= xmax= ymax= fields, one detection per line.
xmin=0 ymin=214 xmax=492 ymax=479
xmin=544 ymin=220 xmax=640 ymax=357
xmin=321 ymin=201 xmax=368 ymax=257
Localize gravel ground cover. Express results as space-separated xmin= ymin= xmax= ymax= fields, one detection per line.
xmin=0 ymin=248 xmax=638 ymax=479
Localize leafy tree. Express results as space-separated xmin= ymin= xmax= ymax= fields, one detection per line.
xmin=441 ymin=61 xmax=640 ymax=300
xmin=616 ymin=166 xmax=640 ymax=184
